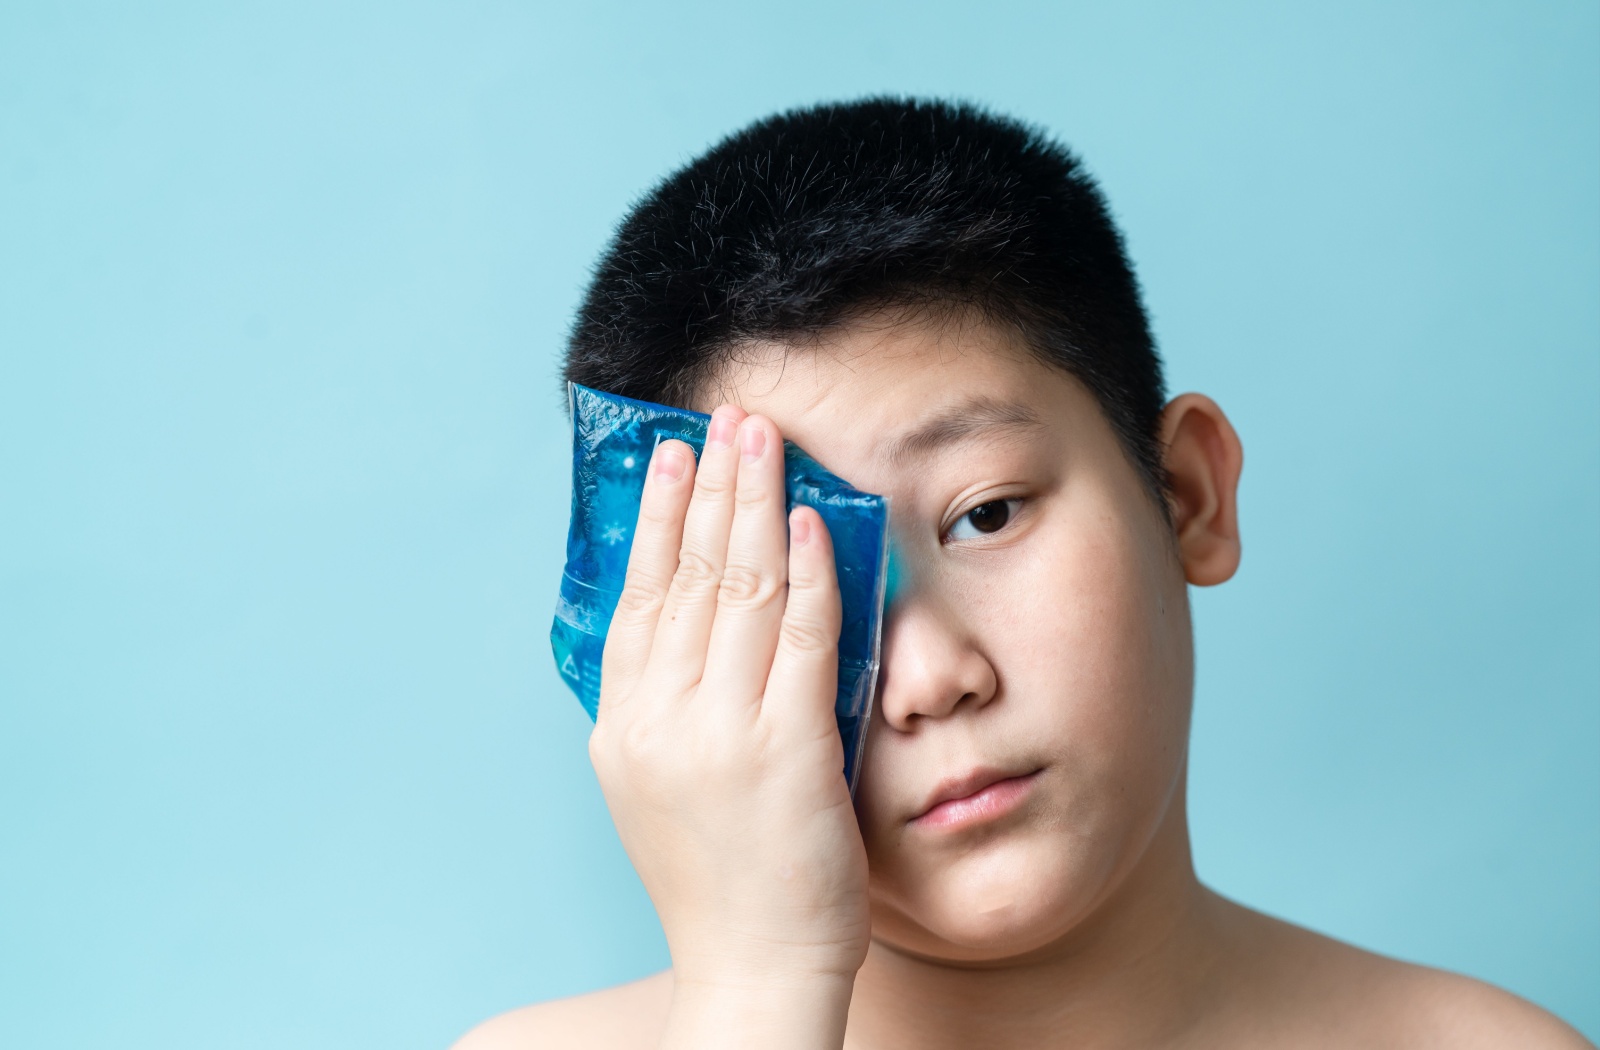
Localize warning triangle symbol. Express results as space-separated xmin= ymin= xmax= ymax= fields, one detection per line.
xmin=561 ymin=654 xmax=580 ymax=680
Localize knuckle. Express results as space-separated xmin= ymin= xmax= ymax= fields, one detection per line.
xmin=605 ymin=712 xmax=671 ymax=772
xmin=614 ymin=578 xmax=666 ymax=620
xmin=671 ymin=547 xmax=723 ymax=595
xmin=693 ymin=464 xmax=735 ymax=498
xmin=779 ymin=608 xmax=840 ymax=655
xmin=787 ymin=564 xmax=841 ymax=613
xmin=786 ymin=559 xmax=821 ymax=589
xmin=619 ymin=715 xmax=659 ymax=758
xmin=718 ymin=562 xmax=785 ymax=609
xmin=636 ymin=496 xmax=679 ymax=529
xmin=787 ymin=544 xmax=837 ymax=587
xmin=734 ymin=481 xmax=773 ymax=510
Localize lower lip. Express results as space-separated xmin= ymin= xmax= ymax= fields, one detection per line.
xmin=913 ymin=771 xmax=1042 ymax=830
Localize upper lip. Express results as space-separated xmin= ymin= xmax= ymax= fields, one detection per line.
xmin=911 ymin=766 xmax=1039 ymax=821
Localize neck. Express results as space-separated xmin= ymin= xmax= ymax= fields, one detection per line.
xmin=845 ymin=785 xmax=1226 ymax=1050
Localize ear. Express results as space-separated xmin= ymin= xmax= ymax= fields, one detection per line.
xmin=1158 ymin=393 xmax=1244 ymax=586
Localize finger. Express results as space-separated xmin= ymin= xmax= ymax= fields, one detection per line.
xmin=701 ymin=414 xmax=789 ymax=703
xmin=763 ymin=505 xmax=843 ymax=741
xmin=647 ymin=404 xmax=746 ymax=688
xmin=599 ymin=439 xmax=696 ymax=707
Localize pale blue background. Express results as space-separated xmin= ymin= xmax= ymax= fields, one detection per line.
xmin=2 ymin=2 xmax=1596 ymax=1046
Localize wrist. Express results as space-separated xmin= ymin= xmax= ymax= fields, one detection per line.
xmin=661 ymin=971 xmax=856 ymax=1050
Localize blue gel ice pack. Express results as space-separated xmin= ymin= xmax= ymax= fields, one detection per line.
xmin=552 ymin=384 xmax=890 ymax=791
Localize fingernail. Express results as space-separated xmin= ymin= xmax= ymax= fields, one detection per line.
xmin=708 ymin=413 xmax=737 ymax=450
xmin=791 ymin=510 xmax=812 ymax=546
xmin=740 ymin=423 xmax=766 ymax=462
xmin=654 ymin=446 xmax=685 ymax=482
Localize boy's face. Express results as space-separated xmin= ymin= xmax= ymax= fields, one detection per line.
xmin=698 ymin=314 xmax=1200 ymax=962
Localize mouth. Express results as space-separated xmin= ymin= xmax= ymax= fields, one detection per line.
xmin=910 ymin=767 xmax=1043 ymax=830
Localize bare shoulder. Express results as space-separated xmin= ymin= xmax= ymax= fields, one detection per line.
xmin=1390 ymin=964 xmax=1593 ymax=1049
xmin=451 ymin=970 xmax=674 ymax=1050
xmin=1217 ymin=900 xmax=1592 ymax=1049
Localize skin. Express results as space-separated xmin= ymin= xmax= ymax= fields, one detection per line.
xmin=456 ymin=313 xmax=1592 ymax=1050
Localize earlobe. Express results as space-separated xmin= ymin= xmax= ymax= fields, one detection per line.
xmin=1158 ymin=394 xmax=1244 ymax=586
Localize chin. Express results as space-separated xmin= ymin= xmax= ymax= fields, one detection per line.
xmin=870 ymin=838 xmax=1104 ymax=962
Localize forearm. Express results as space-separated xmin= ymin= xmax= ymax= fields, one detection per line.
xmin=659 ymin=973 xmax=855 ymax=1050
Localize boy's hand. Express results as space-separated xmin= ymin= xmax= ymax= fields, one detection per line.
xmin=587 ymin=406 xmax=869 ymax=1048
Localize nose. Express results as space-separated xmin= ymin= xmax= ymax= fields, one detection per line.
xmin=874 ymin=589 xmax=999 ymax=731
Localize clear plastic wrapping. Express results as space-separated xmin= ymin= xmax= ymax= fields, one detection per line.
xmin=552 ymin=383 xmax=889 ymax=791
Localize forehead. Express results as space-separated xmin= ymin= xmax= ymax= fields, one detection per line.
xmin=693 ymin=314 xmax=1095 ymax=485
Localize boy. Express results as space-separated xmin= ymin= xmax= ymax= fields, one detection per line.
xmin=458 ymin=98 xmax=1588 ymax=1048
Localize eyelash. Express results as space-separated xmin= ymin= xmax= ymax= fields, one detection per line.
xmin=942 ymin=498 xmax=1025 ymax=543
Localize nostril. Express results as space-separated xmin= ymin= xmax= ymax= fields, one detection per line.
xmin=953 ymin=690 xmax=986 ymax=714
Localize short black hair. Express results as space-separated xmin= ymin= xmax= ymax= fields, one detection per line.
xmin=563 ymin=96 xmax=1169 ymax=503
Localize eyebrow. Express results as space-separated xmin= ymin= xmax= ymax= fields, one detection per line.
xmin=881 ymin=396 xmax=1045 ymax=466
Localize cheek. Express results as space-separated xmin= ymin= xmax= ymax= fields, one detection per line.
xmin=948 ymin=494 xmax=1194 ymax=896
xmin=993 ymin=505 xmax=1186 ymax=757
xmin=854 ymin=481 xmax=1193 ymax=954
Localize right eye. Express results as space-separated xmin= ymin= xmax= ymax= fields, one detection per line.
xmin=944 ymin=499 xmax=1020 ymax=542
